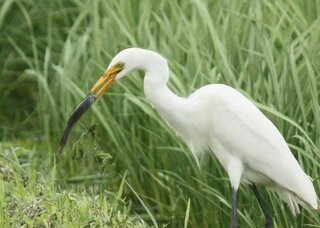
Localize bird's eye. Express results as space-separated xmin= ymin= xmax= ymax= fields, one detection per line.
xmin=115 ymin=62 xmax=124 ymax=68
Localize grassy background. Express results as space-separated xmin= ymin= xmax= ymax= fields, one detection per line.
xmin=1 ymin=0 xmax=320 ymax=227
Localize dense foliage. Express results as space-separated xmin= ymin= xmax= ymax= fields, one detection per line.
xmin=1 ymin=0 xmax=319 ymax=227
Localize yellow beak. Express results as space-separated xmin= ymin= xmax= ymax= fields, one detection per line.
xmin=90 ymin=64 xmax=123 ymax=97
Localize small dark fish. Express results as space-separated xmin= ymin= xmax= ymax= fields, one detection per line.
xmin=59 ymin=93 xmax=96 ymax=153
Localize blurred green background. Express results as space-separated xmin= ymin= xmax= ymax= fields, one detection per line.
xmin=0 ymin=0 xmax=319 ymax=227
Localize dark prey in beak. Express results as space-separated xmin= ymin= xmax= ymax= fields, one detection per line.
xmin=59 ymin=93 xmax=96 ymax=153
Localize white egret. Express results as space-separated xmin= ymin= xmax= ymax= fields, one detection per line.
xmin=64 ymin=48 xmax=318 ymax=228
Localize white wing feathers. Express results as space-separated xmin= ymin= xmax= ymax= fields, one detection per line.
xmin=198 ymin=84 xmax=318 ymax=212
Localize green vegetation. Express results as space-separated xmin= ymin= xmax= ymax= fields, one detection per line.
xmin=0 ymin=143 xmax=146 ymax=227
xmin=1 ymin=0 xmax=319 ymax=227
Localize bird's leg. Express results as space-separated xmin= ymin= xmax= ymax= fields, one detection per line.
xmin=231 ymin=188 xmax=238 ymax=228
xmin=250 ymin=184 xmax=273 ymax=228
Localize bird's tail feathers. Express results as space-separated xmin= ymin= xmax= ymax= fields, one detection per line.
xmin=296 ymin=175 xmax=318 ymax=210
xmin=276 ymin=190 xmax=300 ymax=215
xmin=275 ymin=176 xmax=318 ymax=216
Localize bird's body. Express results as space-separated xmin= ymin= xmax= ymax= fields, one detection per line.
xmin=85 ymin=48 xmax=318 ymax=227
xmin=157 ymin=83 xmax=316 ymax=214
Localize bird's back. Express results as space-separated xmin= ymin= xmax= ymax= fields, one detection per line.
xmin=187 ymin=84 xmax=318 ymax=213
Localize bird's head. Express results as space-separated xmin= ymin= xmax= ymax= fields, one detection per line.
xmin=59 ymin=48 xmax=168 ymax=152
xmin=90 ymin=48 xmax=145 ymax=98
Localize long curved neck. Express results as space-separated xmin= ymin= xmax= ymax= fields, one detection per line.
xmin=144 ymin=73 xmax=183 ymax=113
xmin=141 ymin=52 xmax=186 ymax=123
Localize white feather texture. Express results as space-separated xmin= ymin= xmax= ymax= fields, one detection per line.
xmin=108 ymin=48 xmax=318 ymax=214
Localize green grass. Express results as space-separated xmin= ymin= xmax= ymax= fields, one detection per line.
xmin=1 ymin=0 xmax=320 ymax=227
xmin=0 ymin=143 xmax=146 ymax=227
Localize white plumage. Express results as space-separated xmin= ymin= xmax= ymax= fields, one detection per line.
xmin=185 ymin=84 xmax=317 ymax=215
xmin=90 ymin=48 xmax=318 ymax=226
